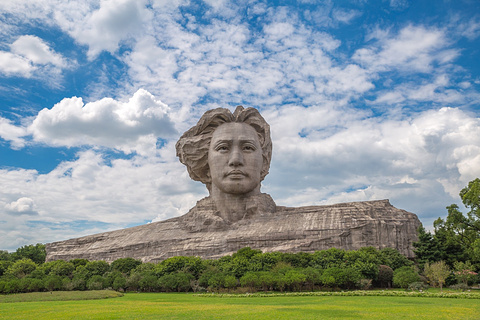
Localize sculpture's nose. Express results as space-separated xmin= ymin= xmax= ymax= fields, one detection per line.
xmin=228 ymin=147 xmax=244 ymax=166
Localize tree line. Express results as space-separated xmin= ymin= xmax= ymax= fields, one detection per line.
xmin=1 ymin=178 xmax=478 ymax=294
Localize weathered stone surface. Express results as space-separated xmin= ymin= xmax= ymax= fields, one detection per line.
xmin=46 ymin=199 xmax=421 ymax=262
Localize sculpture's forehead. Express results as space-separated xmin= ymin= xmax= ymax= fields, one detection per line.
xmin=211 ymin=122 xmax=259 ymax=142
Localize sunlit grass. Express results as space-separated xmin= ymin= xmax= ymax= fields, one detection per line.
xmin=1 ymin=292 xmax=479 ymax=320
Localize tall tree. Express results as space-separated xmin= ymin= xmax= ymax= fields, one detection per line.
xmin=432 ymin=178 xmax=480 ymax=266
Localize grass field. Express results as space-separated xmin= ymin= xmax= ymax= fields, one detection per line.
xmin=1 ymin=291 xmax=479 ymax=320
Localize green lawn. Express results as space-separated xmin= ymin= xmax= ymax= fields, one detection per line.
xmin=1 ymin=292 xmax=479 ymax=320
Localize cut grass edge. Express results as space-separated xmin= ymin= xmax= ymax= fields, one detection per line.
xmin=0 ymin=290 xmax=124 ymax=303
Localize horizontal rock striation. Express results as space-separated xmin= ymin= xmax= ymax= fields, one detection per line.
xmin=45 ymin=199 xmax=421 ymax=262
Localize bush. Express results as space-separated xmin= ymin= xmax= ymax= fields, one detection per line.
xmin=87 ymin=275 xmax=105 ymax=290
xmin=377 ymin=265 xmax=394 ymax=288
xmin=408 ymin=282 xmax=428 ymax=291
xmin=27 ymin=278 xmax=45 ymax=292
xmin=139 ymin=273 xmax=159 ymax=292
xmin=449 ymin=283 xmax=469 ymax=291
xmin=44 ymin=275 xmax=63 ymax=291
xmin=357 ymin=279 xmax=372 ymax=290
xmin=393 ymin=266 xmax=420 ymax=289
xmin=111 ymin=258 xmax=142 ymax=275
xmin=112 ymin=275 xmax=127 ymax=291
xmin=6 ymin=259 xmax=37 ymax=278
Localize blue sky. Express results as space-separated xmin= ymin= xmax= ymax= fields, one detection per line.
xmin=1 ymin=0 xmax=479 ymax=251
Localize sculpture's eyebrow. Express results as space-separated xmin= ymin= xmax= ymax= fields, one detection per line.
xmin=212 ymin=139 xmax=258 ymax=147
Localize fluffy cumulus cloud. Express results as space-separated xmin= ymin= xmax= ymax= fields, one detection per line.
xmin=0 ymin=35 xmax=67 ymax=79
xmin=52 ymin=0 xmax=151 ymax=59
xmin=29 ymin=89 xmax=177 ymax=155
xmin=4 ymin=197 xmax=37 ymax=216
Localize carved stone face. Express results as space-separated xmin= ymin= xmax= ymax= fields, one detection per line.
xmin=208 ymin=122 xmax=263 ymax=195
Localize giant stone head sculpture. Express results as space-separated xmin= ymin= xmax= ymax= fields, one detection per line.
xmin=175 ymin=106 xmax=272 ymax=194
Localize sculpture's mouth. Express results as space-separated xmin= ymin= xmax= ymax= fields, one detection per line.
xmin=226 ymin=170 xmax=247 ymax=178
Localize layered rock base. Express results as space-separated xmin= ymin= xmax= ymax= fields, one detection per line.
xmin=46 ymin=199 xmax=421 ymax=262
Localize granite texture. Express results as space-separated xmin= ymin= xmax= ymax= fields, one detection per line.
xmin=45 ymin=199 xmax=421 ymax=262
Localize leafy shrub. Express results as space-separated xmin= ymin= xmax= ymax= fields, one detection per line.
xmin=6 ymin=259 xmax=37 ymax=278
xmin=111 ymin=258 xmax=142 ymax=275
xmin=87 ymin=275 xmax=105 ymax=290
xmin=449 ymin=283 xmax=469 ymax=291
xmin=408 ymin=281 xmax=428 ymax=291
xmin=393 ymin=266 xmax=420 ymax=289
xmin=44 ymin=275 xmax=63 ymax=291
xmin=357 ymin=278 xmax=372 ymax=290
xmin=377 ymin=265 xmax=393 ymax=288
xmin=112 ymin=275 xmax=127 ymax=291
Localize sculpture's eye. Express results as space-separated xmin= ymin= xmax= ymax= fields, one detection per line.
xmin=243 ymin=144 xmax=256 ymax=151
xmin=216 ymin=144 xmax=229 ymax=152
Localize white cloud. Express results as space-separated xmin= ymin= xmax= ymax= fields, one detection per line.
xmin=353 ymin=25 xmax=456 ymax=73
xmin=29 ymin=89 xmax=176 ymax=155
xmin=5 ymin=197 xmax=37 ymax=215
xmin=57 ymin=0 xmax=151 ymax=59
xmin=10 ymin=35 xmax=66 ymax=67
xmin=0 ymin=35 xmax=68 ymax=83
xmin=0 ymin=117 xmax=27 ymax=149
xmin=0 ymin=51 xmax=34 ymax=77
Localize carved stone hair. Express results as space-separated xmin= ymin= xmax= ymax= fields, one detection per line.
xmin=176 ymin=106 xmax=272 ymax=191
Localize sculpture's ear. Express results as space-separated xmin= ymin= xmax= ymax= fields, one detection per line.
xmin=260 ymin=156 xmax=270 ymax=180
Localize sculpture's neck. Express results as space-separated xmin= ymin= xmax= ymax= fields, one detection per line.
xmin=210 ymin=185 xmax=261 ymax=222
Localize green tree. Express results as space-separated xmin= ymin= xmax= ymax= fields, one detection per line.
xmin=433 ymin=178 xmax=480 ymax=266
xmin=12 ymin=244 xmax=46 ymax=264
xmin=0 ymin=260 xmax=13 ymax=276
xmin=311 ymin=248 xmax=346 ymax=269
xmin=112 ymin=275 xmax=127 ymax=291
xmin=44 ymin=275 xmax=63 ymax=291
xmin=413 ymin=226 xmax=442 ymax=268
xmin=6 ymin=259 xmax=37 ymax=278
xmin=111 ymin=258 xmax=142 ymax=275
xmin=87 ymin=275 xmax=105 ymax=290
xmin=393 ymin=266 xmax=420 ymax=289
xmin=49 ymin=260 xmax=75 ymax=277
xmin=453 ymin=261 xmax=477 ymax=285
xmin=85 ymin=260 xmax=110 ymax=276
xmin=424 ymin=261 xmax=451 ymax=292
xmin=377 ymin=265 xmax=394 ymax=288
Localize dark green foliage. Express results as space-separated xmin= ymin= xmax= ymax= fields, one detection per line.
xmin=311 ymin=248 xmax=346 ymax=269
xmin=0 ymin=260 xmax=13 ymax=276
xmin=413 ymin=226 xmax=443 ymax=268
xmin=87 ymin=275 xmax=105 ymax=290
xmin=139 ymin=272 xmax=159 ymax=292
xmin=70 ymin=259 xmax=89 ymax=268
xmin=155 ymin=256 xmax=205 ymax=278
xmin=111 ymin=257 xmax=142 ymax=275
xmin=85 ymin=260 xmax=110 ymax=276
xmin=393 ymin=266 xmax=420 ymax=289
xmin=11 ymin=244 xmax=46 ymax=265
xmin=158 ymin=272 xmax=194 ymax=292
xmin=6 ymin=259 xmax=37 ymax=278
xmin=49 ymin=260 xmax=75 ymax=277
xmin=44 ymin=275 xmax=63 ymax=291
xmin=377 ymin=265 xmax=394 ymax=288
xmin=378 ymin=247 xmax=413 ymax=270
xmin=426 ymin=178 xmax=480 ymax=268
xmin=5 ymin=243 xmax=475 ymax=294
xmin=112 ymin=275 xmax=127 ymax=291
